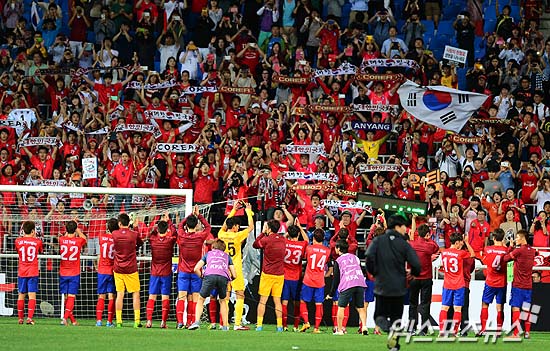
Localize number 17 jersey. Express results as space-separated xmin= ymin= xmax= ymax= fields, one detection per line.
xmin=303 ymin=244 xmax=330 ymax=288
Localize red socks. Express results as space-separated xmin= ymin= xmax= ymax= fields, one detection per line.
xmin=314 ymin=304 xmax=323 ymax=329
xmin=108 ymin=299 xmax=115 ymax=323
xmin=282 ymin=304 xmax=288 ymax=328
xmin=332 ymin=304 xmax=338 ymax=327
xmin=209 ymin=301 xmax=217 ymax=324
xmin=525 ymin=313 xmax=532 ymax=334
xmin=17 ymin=299 xmax=24 ymax=319
xmin=497 ymin=311 xmax=504 ymax=331
xmin=186 ymin=301 xmax=196 ymax=325
xmin=176 ymin=299 xmax=184 ymax=324
xmin=300 ymin=301 xmax=309 ymax=324
xmin=96 ymin=297 xmax=105 ymax=321
xmin=28 ymin=299 xmax=36 ymax=320
xmin=439 ymin=309 xmax=447 ymax=333
xmin=480 ymin=306 xmax=488 ymax=331
xmin=146 ymin=299 xmax=155 ymax=321
xmin=162 ymin=299 xmax=170 ymax=322
xmin=512 ymin=310 xmax=520 ymax=336
xmin=293 ymin=304 xmax=300 ymax=328
xmin=453 ymin=311 xmax=462 ymax=334
xmin=64 ymin=296 xmax=75 ymax=321
xmin=343 ymin=306 xmax=350 ymax=328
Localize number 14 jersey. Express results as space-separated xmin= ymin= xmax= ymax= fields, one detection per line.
xmin=303 ymin=244 xmax=330 ymax=288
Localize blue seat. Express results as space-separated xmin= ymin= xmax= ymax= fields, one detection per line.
xmin=432 ymin=48 xmax=444 ymax=61
xmin=442 ymin=4 xmax=465 ymax=20
xmin=430 ymin=34 xmax=452 ymax=50
xmin=483 ymin=19 xmax=496 ymax=34
xmin=437 ymin=20 xmax=456 ymax=36
xmin=484 ymin=5 xmax=497 ymax=20
xmin=423 ymin=32 xmax=434 ymax=47
xmin=421 ymin=20 xmax=435 ymax=36
xmin=457 ymin=67 xmax=468 ymax=90
xmin=510 ymin=5 xmax=520 ymax=22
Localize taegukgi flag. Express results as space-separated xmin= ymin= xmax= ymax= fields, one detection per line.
xmin=397 ymin=80 xmax=488 ymax=133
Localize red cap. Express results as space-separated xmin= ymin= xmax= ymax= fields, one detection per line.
xmin=328 ymin=54 xmax=337 ymax=62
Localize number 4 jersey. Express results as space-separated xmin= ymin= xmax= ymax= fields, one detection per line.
xmin=98 ymin=233 xmax=114 ymax=275
xmin=303 ymin=244 xmax=330 ymax=288
xmin=59 ymin=236 xmax=87 ymax=277
xmin=15 ymin=237 xmax=44 ymax=277
xmin=482 ymin=246 xmax=509 ymax=288
xmin=284 ymin=239 xmax=308 ymax=281
xmin=441 ymin=247 xmax=471 ymax=290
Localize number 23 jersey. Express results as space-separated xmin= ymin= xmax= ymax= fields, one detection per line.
xmin=284 ymin=239 xmax=308 ymax=281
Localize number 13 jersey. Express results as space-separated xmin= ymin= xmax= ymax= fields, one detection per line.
xmin=441 ymin=248 xmax=470 ymax=290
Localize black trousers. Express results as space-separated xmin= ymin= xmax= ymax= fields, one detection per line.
xmin=374 ymin=294 xmax=405 ymax=333
xmin=408 ymin=279 xmax=433 ymax=332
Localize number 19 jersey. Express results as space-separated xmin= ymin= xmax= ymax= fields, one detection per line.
xmin=441 ymin=248 xmax=470 ymax=290
xmin=15 ymin=237 xmax=43 ymax=277
xmin=303 ymin=244 xmax=330 ymax=288
xmin=284 ymin=239 xmax=307 ymax=281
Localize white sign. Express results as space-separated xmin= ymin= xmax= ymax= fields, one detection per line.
xmin=82 ymin=157 xmax=98 ymax=180
xmin=0 ymin=273 xmax=14 ymax=316
xmin=443 ymin=45 xmax=468 ymax=65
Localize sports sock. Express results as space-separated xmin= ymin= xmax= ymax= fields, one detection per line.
xmin=497 ymin=311 xmax=504 ymax=331
xmin=300 ymin=301 xmax=309 ymax=324
xmin=512 ymin=310 xmax=520 ymax=336
xmin=314 ymin=304 xmax=323 ymax=329
xmin=108 ymin=299 xmax=115 ymax=323
xmin=480 ymin=306 xmax=488 ymax=331
xmin=209 ymin=301 xmax=217 ymax=324
xmin=17 ymin=299 xmax=24 ymax=319
xmin=257 ymin=317 xmax=263 ymax=327
xmin=28 ymin=299 xmax=36 ymax=319
xmin=293 ymin=304 xmax=300 ymax=328
xmin=64 ymin=296 xmax=75 ymax=320
xmin=343 ymin=306 xmax=350 ymax=328
xmin=331 ymin=304 xmax=338 ymax=327
xmin=162 ymin=299 xmax=170 ymax=322
xmin=116 ymin=310 xmax=122 ymax=324
xmin=176 ymin=299 xmax=184 ymax=324
xmin=187 ymin=301 xmax=196 ymax=324
xmin=453 ymin=311 xmax=462 ymax=334
xmin=146 ymin=299 xmax=155 ymax=321
xmin=276 ymin=318 xmax=283 ymax=328
xmin=235 ymin=298 xmax=244 ymax=326
xmin=439 ymin=309 xmax=446 ymax=333
xmin=282 ymin=304 xmax=288 ymax=327
xmin=134 ymin=309 xmax=140 ymax=323
xmin=525 ymin=313 xmax=532 ymax=333
xmin=96 ymin=298 xmax=105 ymax=322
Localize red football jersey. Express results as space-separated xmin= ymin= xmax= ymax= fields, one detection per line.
xmin=15 ymin=237 xmax=43 ymax=277
xmin=302 ymin=244 xmax=330 ymax=288
xmin=177 ymin=215 xmax=211 ymax=273
xmin=284 ymin=239 xmax=307 ymax=281
xmin=98 ymin=233 xmax=114 ymax=275
xmin=441 ymin=248 xmax=470 ymax=290
xmin=112 ymin=228 xmax=143 ymax=274
xmin=505 ymin=245 xmax=536 ymax=290
xmin=482 ymin=245 xmax=509 ymax=288
xmin=150 ymin=234 xmax=177 ymax=277
xmin=59 ymin=236 xmax=87 ymax=277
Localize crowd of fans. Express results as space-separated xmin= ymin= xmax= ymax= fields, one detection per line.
xmin=0 ymin=0 xmax=550 ymax=260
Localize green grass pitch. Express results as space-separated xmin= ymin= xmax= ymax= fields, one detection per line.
xmin=1 ymin=318 xmax=548 ymax=351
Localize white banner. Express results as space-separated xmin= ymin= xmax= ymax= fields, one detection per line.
xmin=7 ymin=109 xmax=35 ymax=135
xmin=144 ymin=110 xmax=195 ymax=122
xmin=282 ymin=144 xmax=327 ymax=156
xmin=82 ymin=157 xmax=98 ymax=180
xmin=398 ymin=80 xmax=488 ymax=133
xmin=0 ymin=120 xmax=25 ymax=128
xmin=114 ymin=124 xmax=162 ymax=138
xmin=181 ymin=86 xmax=218 ymax=95
xmin=313 ymin=62 xmax=357 ymax=78
xmin=361 ymin=59 xmax=421 ymax=71
xmin=283 ymin=171 xmax=339 ymax=183
xmin=125 ymin=78 xmax=178 ymax=90
xmin=37 ymin=179 xmax=67 ymax=187
xmin=443 ymin=45 xmax=468 ymax=65
xmin=351 ymin=104 xmax=399 ymax=113
xmin=17 ymin=136 xmax=63 ymax=149
xmin=321 ymin=199 xmax=373 ymax=212
xmin=155 ymin=143 xmax=201 ymax=153
xmin=86 ymin=127 xmax=110 ymax=135
xmin=356 ymin=163 xmax=405 ymax=176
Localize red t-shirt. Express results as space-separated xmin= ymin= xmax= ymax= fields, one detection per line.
xmin=505 ymin=245 xmax=536 ymax=290
xmin=112 ymin=228 xmax=143 ymax=274
xmin=59 ymin=236 xmax=87 ymax=277
xmin=177 ymin=215 xmax=211 ymax=273
xmin=30 ymin=155 xmax=55 ymax=179
xmin=520 ymin=172 xmax=538 ymax=204
xmin=98 ymin=233 xmax=114 ymax=275
xmin=94 ymin=82 xmax=123 ymax=106
xmin=111 ymin=162 xmax=134 ymax=188
xmin=87 ymin=205 xmax=107 ymax=239
xmin=283 ymin=239 xmax=307 ymax=281
xmin=441 ymin=248 xmax=471 ymax=290
xmin=15 ymin=237 xmax=43 ymax=277
xmin=302 ymin=244 xmax=330 ymax=288
xmin=332 ymin=219 xmax=358 ymax=239
xmin=469 ymin=219 xmax=490 ymax=253
xmin=482 ymin=245 xmax=509 ymax=288
xmin=253 ymin=233 xmax=286 ymax=276
xmin=193 ymin=173 xmax=218 ymax=203
xmin=150 ymin=233 xmax=177 ymax=277
xmin=409 ymin=237 xmax=440 ymax=280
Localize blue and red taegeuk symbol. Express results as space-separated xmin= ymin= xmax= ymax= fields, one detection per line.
xmin=422 ymin=91 xmax=452 ymax=111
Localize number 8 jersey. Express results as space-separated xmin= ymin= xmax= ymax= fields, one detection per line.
xmin=59 ymin=236 xmax=87 ymax=277
xmin=441 ymin=247 xmax=471 ymax=290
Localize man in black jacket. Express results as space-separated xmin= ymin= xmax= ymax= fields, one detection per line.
xmin=366 ymin=214 xmax=421 ymax=350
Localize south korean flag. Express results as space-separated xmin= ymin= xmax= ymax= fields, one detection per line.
xmin=397 ymin=80 xmax=488 ymax=133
